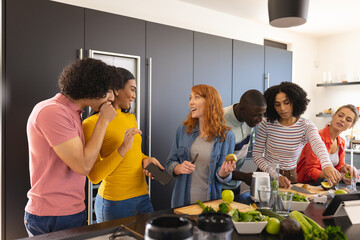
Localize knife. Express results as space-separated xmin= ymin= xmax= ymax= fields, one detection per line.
xmin=290 ymin=185 xmax=312 ymax=194
xmin=191 ymin=153 xmax=199 ymax=164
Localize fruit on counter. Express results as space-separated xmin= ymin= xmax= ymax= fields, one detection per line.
xmin=334 ymin=189 xmax=348 ymax=195
xmin=302 ymin=184 xmax=311 ymax=190
xmin=221 ymin=189 xmax=234 ymax=203
xmin=225 ymin=153 xmax=237 ymax=162
xmin=320 ymin=181 xmax=333 ymax=190
xmin=280 ymin=218 xmax=301 ymax=236
xmin=266 ymin=217 xmax=281 ymax=235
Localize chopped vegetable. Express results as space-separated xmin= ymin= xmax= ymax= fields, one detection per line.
xmin=217 ymin=202 xmax=230 ymax=214
xmin=196 ymin=200 xmax=216 ymax=213
xmin=230 ymin=208 xmax=268 ymax=222
xmin=292 ymin=192 xmax=308 ymax=202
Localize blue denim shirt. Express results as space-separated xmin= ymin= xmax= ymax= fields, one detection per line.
xmin=166 ymin=124 xmax=235 ymax=208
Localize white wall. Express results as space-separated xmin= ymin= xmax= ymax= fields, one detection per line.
xmin=313 ymin=32 xmax=360 ymax=140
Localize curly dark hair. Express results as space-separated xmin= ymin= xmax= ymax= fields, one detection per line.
xmin=264 ymin=81 xmax=310 ymax=123
xmin=58 ymin=58 xmax=117 ymax=100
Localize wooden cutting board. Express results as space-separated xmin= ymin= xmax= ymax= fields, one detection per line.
xmin=279 ymin=183 xmax=329 ymax=199
xmin=174 ymin=199 xmax=252 ymax=215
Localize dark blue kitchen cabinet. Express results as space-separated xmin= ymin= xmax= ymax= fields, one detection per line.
xmin=265 ymin=46 xmax=293 ymax=89
xmin=4 ymin=0 xmax=84 ymax=239
xmin=232 ymin=40 xmax=265 ymax=103
xmin=146 ymin=22 xmax=193 ymax=210
xmin=194 ymin=32 xmax=233 ymax=107
xmin=84 ymin=9 xmax=147 ymax=150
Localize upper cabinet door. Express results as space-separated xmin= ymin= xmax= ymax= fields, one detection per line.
xmin=146 ymin=22 xmax=193 ymax=210
xmin=194 ymin=32 xmax=232 ymax=107
xmin=5 ymin=0 xmax=85 ymax=239
xmin=84 ymin=9 xmax=147 ymax=134
xmin=264 ymin=46 xmax=293 ymax=89
xmin=233 ymin=40 xmax=265 ymax=103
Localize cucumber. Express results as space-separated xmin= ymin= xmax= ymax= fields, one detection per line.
xmin=258 ymin=208 xmax=286 ymax=222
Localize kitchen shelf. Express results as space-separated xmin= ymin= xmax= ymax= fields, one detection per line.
xmin=317 ymin=81 xmax=360 ymax=87
xmin=316 ymin=113 xmax=332 ymax=117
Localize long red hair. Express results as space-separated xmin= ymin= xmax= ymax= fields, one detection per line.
xmin=183 ymin=84 xmax=230 ymax=142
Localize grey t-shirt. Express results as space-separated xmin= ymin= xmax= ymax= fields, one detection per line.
xmin=190 ymin=136 xmax=215 ymax=204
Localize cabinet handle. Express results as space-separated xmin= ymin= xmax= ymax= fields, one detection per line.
xmin=78 ymin=48 xmax=84 ymax=59
xmin=266 ymin=73 xmax=270 ymax=90
xmin=146 ymin=57 xmax=153 ymax=196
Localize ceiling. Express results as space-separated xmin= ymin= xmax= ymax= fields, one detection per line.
xmin=181 ymin=0 xmax=360 ymax=38
xmin=54 ymin=0 xmax=360 ymax=38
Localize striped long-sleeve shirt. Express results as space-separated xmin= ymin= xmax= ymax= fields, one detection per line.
xmin=253 ymin=118 xmax=332 ymax=174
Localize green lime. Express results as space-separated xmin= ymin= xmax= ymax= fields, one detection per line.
xmin=266 ymin=217 xmax=281 ymax=235
xmin=221 ymin=190 xmax=234 ymax=203
xmin=345 ymin=171 xmax=351 ymax=179
xmin=335 ymin=189 xmax=347 ymax=195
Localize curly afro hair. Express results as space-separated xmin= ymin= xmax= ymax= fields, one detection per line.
xmin=58 ymin=58 xmax=117 ymax=100
xmin=264 ymin=81 xmax=310 ymax=123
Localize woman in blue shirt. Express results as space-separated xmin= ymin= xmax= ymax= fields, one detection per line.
xmin=166 ymin=84 xmax=236 ymax=208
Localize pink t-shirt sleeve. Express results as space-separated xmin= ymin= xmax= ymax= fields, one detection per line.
xmin=36 ymin=105 xmax=79 ymax=147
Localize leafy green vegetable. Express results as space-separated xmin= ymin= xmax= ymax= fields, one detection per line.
xmin=292 ymin=192 xmax=308 ymax=202
xmin=230 ymin=209 xmax=267 ymax=222
xmin=325 ymin=225 xmax=347 ymax=240
xmin=217 ymin=202 xmax=230 ymax=214
xmin=196 ymin=200 xmax=216 ymax=213
xmin=289 ymin=210 xmax=347 ymax=240
xmin=271 ymin=179 xmax=279 ymax=191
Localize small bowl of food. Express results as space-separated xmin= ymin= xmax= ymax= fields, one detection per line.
xmin=230 ymin=208 xmax=268 ymax=234
xmin=283 ymin=192 xmax=310 ymax=212
xmin=232 ymin=221 xmax=268 ymax=234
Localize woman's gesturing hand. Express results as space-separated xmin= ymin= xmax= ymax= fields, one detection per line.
xmin=174 ymin=161 xmax=196 ymax=175
xmin=117 ymin=127 xmax=142 ymax=157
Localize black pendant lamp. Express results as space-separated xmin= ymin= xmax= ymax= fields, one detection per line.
xmin=268 ymin=0 xmax=309 ymax=28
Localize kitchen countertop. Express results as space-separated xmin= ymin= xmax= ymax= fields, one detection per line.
xmin=19 ymin=198 xmax=360 ymax=240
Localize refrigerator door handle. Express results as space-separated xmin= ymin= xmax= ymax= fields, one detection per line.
xmin=147 ymin=57 xmax=153 ymax=196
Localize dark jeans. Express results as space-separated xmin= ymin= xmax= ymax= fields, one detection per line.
xmin=24 ymin=210 xmax=86 ymax=237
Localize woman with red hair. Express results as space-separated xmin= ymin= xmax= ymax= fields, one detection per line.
xmin=166 ymin=84 xmax=236 ymax=208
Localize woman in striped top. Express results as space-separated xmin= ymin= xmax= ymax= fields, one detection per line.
xmin=253 ymin=82 xmax=342 ymax=188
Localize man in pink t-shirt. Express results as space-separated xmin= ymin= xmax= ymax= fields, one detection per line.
xmin=24 ymin=58 xmax=118 ymax=236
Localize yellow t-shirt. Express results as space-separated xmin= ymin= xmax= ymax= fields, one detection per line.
xmin=82 ymin=109 xmax=149 ymax=201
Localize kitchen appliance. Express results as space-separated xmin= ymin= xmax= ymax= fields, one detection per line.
xmin=145 ymin=215 xmax=193 ymax=240
xmin=196 ymin=213 xmax=233 ymax=240
xmin=250 ymin=172 xmax=270 ymax=202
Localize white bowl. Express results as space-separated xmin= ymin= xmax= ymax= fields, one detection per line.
xmin=232 ymin=220 xmax=267 ymax=234
xmin=284 ymin=199 xmax=310 ymax=212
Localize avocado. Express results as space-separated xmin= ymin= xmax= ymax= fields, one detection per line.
xmin=321 ymin=181 xmax=333 ymax=190
xmin=280 ymin=218 xmax=301 ymax=236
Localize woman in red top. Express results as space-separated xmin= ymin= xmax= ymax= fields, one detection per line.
xmin=297 ymin=104 xmax=359 ymax=184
